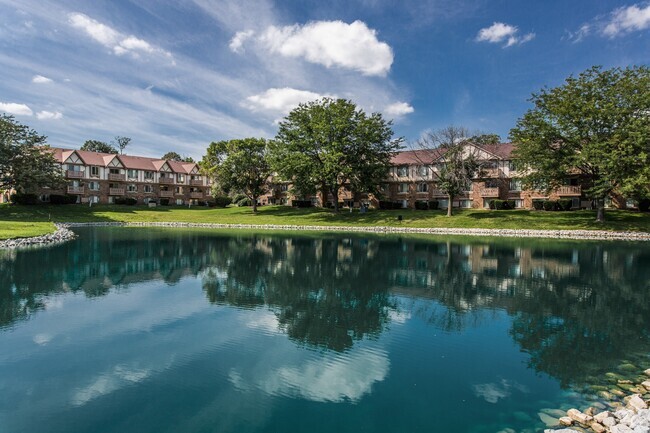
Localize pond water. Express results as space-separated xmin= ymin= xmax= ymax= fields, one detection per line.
xmin=1 ymin=228 xmax=649 ymax=433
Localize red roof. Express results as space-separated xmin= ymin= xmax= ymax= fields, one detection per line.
xmin=50 ymin=147 xmax=199 ymax=173
xmin=391 ymin=143 xmax=515 ymax=165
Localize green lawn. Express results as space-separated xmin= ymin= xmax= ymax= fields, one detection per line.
xmin=2 ymin=203 xmax=650 ymax=241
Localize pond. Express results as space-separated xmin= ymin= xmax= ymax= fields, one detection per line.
xmin=1 ymin=227 xmax=649 ymax=433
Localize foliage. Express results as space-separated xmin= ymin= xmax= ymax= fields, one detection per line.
xmin=0 ymin=115 xmax=65 ymax=193
xmin=202 ymin=138 xmax=272 ymax=213
xmin=81 ymin=140 xmax=117 ymax=154
xmin=10 ymin=193 xmax=39 ymax=205
xmin=161 ymin=151 xmax=194 ymax=162
xmin=212 ymin=196 xmax=232 ymax=208
xmin=532 ymin=200 xmax=544 ymax=210
xmin=112 ymin=136 xmax=131 ymax=154
xmin=428 ymin=200 xmax=440 ymax=210
xmin=291 ymin=200 xmax=313 ymax=208
xmin=489 ymin=199 xmax=516 ymax=210
xmin=510 ymin=65 xmax=650 ymax=222
xmin=469 ymin=133 xmax=501 ymax=146
xmin=49 ymin=194 xmax=78 ymax=205
xmin=114 ymin=197 xmax=137 ymax=205
xmin=639 ymin=199 xmax=650 ymax=213
xmin=231 ymin=193 xmax=247 ymax=204
xmin=414 ymin=201 xmax=429 ymax=210
xmin=378 ymin=200 xmax=403 ymax=210
xmin=271 ymin=98 xmax=401 ymax=212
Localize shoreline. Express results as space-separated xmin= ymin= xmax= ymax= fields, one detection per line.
xmin=3 ymin=221 xmax=650 ymax=248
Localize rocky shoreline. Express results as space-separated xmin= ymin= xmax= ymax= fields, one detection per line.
xmin=0 ymin=223 xmax=77 ymax=249
xmin=2 ymin=221 xmax=649 ymax=249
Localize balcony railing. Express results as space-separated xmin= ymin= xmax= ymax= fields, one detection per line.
xmin=109 ymin=188 xmax=125 ymax=195
xmin=67 ymin=186 xmax=84 ymax=194
xmin=557 ymin=185 xmax=581 ymax=196
xmin=190 ymin=192 xmax=203 ymax=199
xmin=108 ymin=173 xmax=125 ymax=181
xmin=66 ymin=170 xmax=83 ymax=178
xmin=159 ymin=191 xmax=174 ymax=198
xmin=480 ymin=187 xmax=500 ymax=197
xmin=159 ymin=177 xmax=174 ymax=184
xmin=190 ymin=179 xmax=203 ymax=186
xmin=430 ymin=189 xmax=447 ymax=197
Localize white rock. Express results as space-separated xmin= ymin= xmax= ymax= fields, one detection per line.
xmin=594 ymin=411 xmax=611 ymax=423
xmin=568 ymin=408 xmax=593 ymax=424
xmin=630 ymin=395 xmax=649 ymax=411
xmin=604 ymin=417 xmax=618 ymax=427
xmin=612 ymin=425 xmax=635 ymax=433
xmin=642 ymin=380 xmax=650 ymax=391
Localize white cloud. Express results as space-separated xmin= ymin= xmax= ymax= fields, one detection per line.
xmin=384 ymin=101 xmax=414 ymax=118
xmin=566 ymin=24 xmax=591 ymax=43
xmin=68 ymin=12 xmax=171 ymax=60
xmin=603 ymin=3 xmax=650 ymax=37
xmin=229 ymin=30 xmax=255 ymax=53
xmin=36 ymin=110 xmax=63 ymax=120
xmin=32 ymin=74 xmax=53 ymax=84
xmin=476 ymin=22 xmax=535 ymax=47
xmin=244 ymin=87 xmax=329 ymax=114
xmin=259 ymin=20 xmax=393 ymax=76
xmin=0 ymin=102 xmax=33 ymax=116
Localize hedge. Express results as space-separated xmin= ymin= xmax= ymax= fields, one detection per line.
xmin=414 ymin=201 xmax=429 ymax=210
xmin=378 ymin=200 xmax=403 ymax=210
xmin=160 ymin=198 xmax=170 ymax=206
xmin=49 ymin=194 xmax=78 ymax=205
xmin=10 ymin=193 xmax=39 ymax=205
xmin=429 ymin=200 xmax=439 ymax=210
xmin=291 ymin=200 xmax=313 ymax=208
xmin=114 ymin=196 xmax=138 ymax=205
xmin=212 ymin=196 xmax=232 ymax=207
xmin=489 ymin=199 xmax=516 ymax=210
xmin=640 ymin=199 xmax=650 ymax=212
xmin=532 ymin=200 xmax=544 ymax=210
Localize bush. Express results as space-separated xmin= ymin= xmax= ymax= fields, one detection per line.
xmin=160 ymin=198 xmax=170 ymax=206
xmin=238 ymin=198 xmax=252 ymax=207
xmin=232 ymin=193 xmax=247 ymax=204
xmin=114 ymin=196 xmax=137 ymax=205
xmin=49 ymin=194 xmax=78 ymax=205
xmin=378 ymin=200 xmax=402 ymax=210
xmin=532 ymin=200 xmax=544 ymax=210
xmin=428 ymin=200 xmax=439 ymax=210
xmin=10 ymin=193 xmax=39 ymax=205
xmin=639 ymin=199 xmax=650 ymax=212
xmin=212 ymin=196 xmax=232 ymax=208
xmin=506 ymin=200 xmax=516 ymax=210
xmin=543 ymin=200 xmax=560 ymax=211
xmin=292 ymin=200 xmax=313 ymax=208
xmin=414 ymin=201 xmax=429 ymax=210
xmin=558 ymin=199 xmax=573 ymax=211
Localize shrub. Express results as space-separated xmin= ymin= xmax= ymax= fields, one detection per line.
xmin=378 ymin=200 xmax=402 ymax=210
xmin=232 ymin=193 xmax=247 ymax=204
xmin=532 ymin=200 xmax=544 ymax=210
xmin=428 ymin=200 xmax=439 ymax=210
xmin=543 ymin=200 xmax=560 ymax=211
xmin=49 ymin=194 xmax=78 ymax=205
xmin=558 ymin=199 xmax=573 ymax=211
xmin=238 ymin=198 xmax=252 ymax=207
xmin=10 ymin=193 xmax=39 ymax=205
xmin=160 ymin=198 xmax=170 ymax=206
xmin=506 ymin=200 xmax=516 ymax=210
xmin=292 ymin=200 xmax=313 ymax=208
xmin=489 ymin=199 xmax=512 ymax=210
xmin=639 ymin=199 xmax=650 ymax=212
xmin=414 ymin=201 xmax=429 ymax=210
xmin=212 ymin=196 xmax=232 ymax=208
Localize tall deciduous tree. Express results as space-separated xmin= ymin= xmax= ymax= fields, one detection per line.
xmin=416 ymin=126 xmax=483 ymax=217
xmin=202 ymin=138 xmax=271 ymax=213
xmin=80 ymin=140 xmax=117 ymax=154
xmin=510 ymin=65 xmax=650 ymax=222
xmin=0 ymin=115 xmax=64 ymax=193
xmin=161 ymin=152 xmax=194 ymax=162
xmin=271 ymin=98 xmax=400 ymax=212
xmin=112 ymin=136 xmax=131 ymax=154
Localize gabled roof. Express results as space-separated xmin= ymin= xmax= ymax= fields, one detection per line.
xmin=390 ymin=143 xmax=515 ymax=166
xmin=167 ymin=160 xmax=191 ymax=174
xmin=48 ymin=147 xmax=200 ymax=172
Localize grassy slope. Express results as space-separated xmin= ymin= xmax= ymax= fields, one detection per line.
xmin=2 ymin=203 xmax=650 ymax=240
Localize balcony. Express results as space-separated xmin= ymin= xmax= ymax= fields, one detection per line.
xmin=109 ymin=188 xmax=125 ymax=195
xmin=190 ymin=179 xmax=203 ymax=186
xmin=159 ymin=191 xmax=174 ymax=198
xmin=190 ymin=192 xmax=203 ymax=199
xmin=67 ymin=186 xmax=84 ymax=194
xmin=108 ymin=173 xmax=125 ymax=181
xmin=66 ymin=170 xmax=83 ymax=179
xmin=430 ymin=189 xmax=447 ymax=197
xmin=480 ymin=187 xmax=500 ymax=197
xmin=557 ymin=185 xmax=581 ymax=196
xmin=159 ymin=177 xmax=174 ymax=184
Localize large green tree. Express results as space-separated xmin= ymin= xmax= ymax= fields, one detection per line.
xmin=202 ymin=138 xmax=271 ymax=213
xmin=161 ymin=151 xmax=194 ymax=162
xmin=0 ymin=115 xmax=64 ymax=194
xmin=270 ymin=98 xmax=400 ymax=212
xmin=80 ymin=140 xmax=117 ymax=154
xmin=510 ymin=65 xmax=650 ymax=222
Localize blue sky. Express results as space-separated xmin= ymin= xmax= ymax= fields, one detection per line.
xmin=1 ymin=0 xmax=648 ymax=158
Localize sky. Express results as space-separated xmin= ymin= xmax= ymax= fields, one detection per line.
xmin=1 ymin=0 xmax=649 ymax=159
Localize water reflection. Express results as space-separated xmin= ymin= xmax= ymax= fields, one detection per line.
xmin=1 ymin=228 xmax=650 ymax=390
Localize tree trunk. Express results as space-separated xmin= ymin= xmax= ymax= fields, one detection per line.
xmin=596 ymin=198 xmax=605 ymax=222
xmin=332 ymin=186 xmax=339 ymax=213
xmin=252 ymin=195 xmax=258 ymax=214
xmin=447 ymin=193 xmax=453 ymax=217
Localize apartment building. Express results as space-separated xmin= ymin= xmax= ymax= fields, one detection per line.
xmin=46 ymin=148 xmax=210 ymax=205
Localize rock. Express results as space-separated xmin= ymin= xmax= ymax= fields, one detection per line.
xmin=559 ymin=416 xmax=573 ymax=426
xmin=603 ymin=417 xmax=617 ymax=427
xmin=590 ymin=422 xmax=606 ymax=433
xmin=547 ymin=430 xmax=579 ymax=433
xmin=541 ymin=408 xmax=569 ymax=418
xmin=585 ymin=407 xmax=595 ymax=416
xmin=593 ymin=402 xmax=607 ymax=410
xmin=599 ymin=390 xmax=615 ymax=400
xmin=630 ymin=395 xmax=649 ymax=411
xmin=568 ymin=408 xmax=593 ymax=425
xmin=642 ymin=380 xmax=650 ymax=391
xmin=620 ymin=364 xmax=639 ymax=373
xmin=620 ymin=380 xmax=634 ymax=384
xmin=594 ymin=411 xmax=611 ymax=423
xmin=612 ymin=388 xmax=628 ymax=397
xmin=538 ymin=412 xmax=559 ymax=427
xmin=611 ymin=425 xmax=634 ymax=433
xmin=645 ymin=369 xmax=650 ymax=377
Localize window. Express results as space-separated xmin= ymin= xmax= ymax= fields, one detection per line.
xmin=508 ymin=161 xmax=519 ymax=171
xmin=110 ymin=168 xmax=120 ymax=174
xmin=127 ymin=169 xmax=138 ymax=179
xmin=439 ymin=199 xmax=449 ymax=209
xmin=397 ymin=166 xmax=409 ymax=177
xmin=509 ymin=179 xmax=522 ymax=191
xmin=144 ymin=171 xmax=154 ymax=180
xmin=175 ymin=186 xmax=183 ymax=194
xmin=513 ymin=199 xmax=524 ymax=209
xmin=108 ymin=196 xmax=115 ymax=204
xmin=417 ymin=183 xmax=428 ymax=193
xmin=40 ymin=194 xmax=50 ymax=202
xmin=483 ymin=199 xmax=492 ymax=209
xmin=90 ymin=166 xmax=100 ymax=177
xmin=144 ymin=185 xmax=153 ymax=193
xmin=459 ymin=199 xmax=472 ymax=209
xmin=127 ymin=184 xmax=137 ymax=193
xmin=89 ymin=196 xmax=99 ymax=204
xmin=280 ymin=184 xmax=288 ymax=192
xmin=398 ymin=183 xmax=408 ymax=193
xmin=484 ymin=161 xmax=497 ymax=169
xmin=417 ymin=165 xmax=429 ymax=176
xmin=176 ymin=174 xmax=185 ymax=183
xmin=88 ymin=181 xmax=100 ymax=191
xmin=176 ymin=199 xmax=184 ymax=205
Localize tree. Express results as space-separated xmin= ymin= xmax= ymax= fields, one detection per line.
xmin=415 ymin=126 xmax=483 ymax=217
xmin=112 ymin=136 xmax=131 ymax=154
xmin=202 ymin=138 xmax=271 ymax=213
xmin=80 ymin=140 xmax=117 ymax=154
xmin=510 ymin=65 xmax=650 ymax=222
xmin=161 ymin=151 xmax=194 ymax=162
xmin=469 ymin=133 xmax=501 ymax=146
xmin=271 ymin=98 xmax=400 ymax=212
xmin=0 ymin=115 xmax=64 ymax=193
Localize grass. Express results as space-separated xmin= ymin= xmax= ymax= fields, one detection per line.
xmin=2 ymin=203 xmax=650 ymax=241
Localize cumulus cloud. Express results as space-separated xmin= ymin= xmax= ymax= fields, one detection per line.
xmin=384 ymin=101 xmax=414 ymax=118
xmin=258 ymin=20 xmax=393 ymax=76
xmin=476 ymin=22 xmax=535 ymax=47
xmin=68 ymin=13 xmax=172 ymax=59
xmin=603 ymin=3 xmax=650 ymax=37
xmin=32 ymin=75 xmax=53 ymax=84
xmin=0 ymin=102 xmax=33 ymax=116
xmin=36 ymin=110 xmax=63 ymax=120
xmin=244 ymin=87 xmax=329 ymax=114
xmin=229 ymin=30 xmax=255 ymax=53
